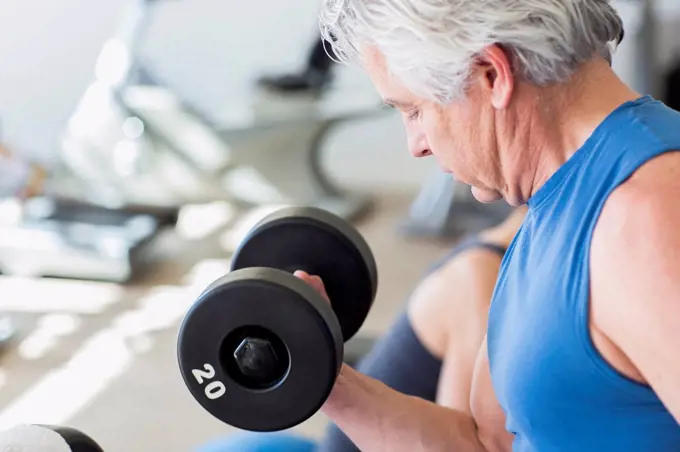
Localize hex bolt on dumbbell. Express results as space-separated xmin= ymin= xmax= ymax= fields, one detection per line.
xmin=233 ymin=337 xmax=279 ymax=381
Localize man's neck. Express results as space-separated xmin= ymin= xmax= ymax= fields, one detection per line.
xmin=509 ymin=60 xmax=641 ymax=204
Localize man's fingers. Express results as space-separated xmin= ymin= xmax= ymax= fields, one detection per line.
xmin=294 ymin=270 xmax=330 ymax=300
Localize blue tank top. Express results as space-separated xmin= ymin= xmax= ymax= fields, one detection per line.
xmin=488 ymin=96 xmax=680 ymax=452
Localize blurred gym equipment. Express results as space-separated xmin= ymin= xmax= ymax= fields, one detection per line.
xmin=0 ymin=121 xmax=48 ymax=200
xmin=611 ymin=0 xmax=659 ymax=98
xmin=58 ymin=0 xmax=382 ymax=220
xmin=257 ymin=35 xmax=335 ymax=96
xmin=0 ymin=313 xmax=16 ymax=356
xmin=1 ymin=0 xmax=386 ymax=282
xmin=0 ymin=196 xmax=175 ymax=282
xmin=399 ymin=171 xmax=512 ymax=239
xmin=0 ymin=124 xmax=177 ymax=282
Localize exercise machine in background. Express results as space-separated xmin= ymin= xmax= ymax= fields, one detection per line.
xmin=399 ymin=171 xmax=512 ymax=239
xmin=58 ymin=0 xmax=384 ymax=220
xmin=1 ymin=0 xmax=387 ymax=283
xmin=0 ymin=114 xmax=178 ymax=283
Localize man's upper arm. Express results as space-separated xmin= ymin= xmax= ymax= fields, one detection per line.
xmin=591 ymin=152 xmax=680 ymax=421
xmin=470 ymin=337 xmax=513 ymax=452
xmin=434 ymin=250 xmax=503 ymax=411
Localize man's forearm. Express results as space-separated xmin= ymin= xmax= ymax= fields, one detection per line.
xmin=322 ymin=365 xmax=487 ymax=452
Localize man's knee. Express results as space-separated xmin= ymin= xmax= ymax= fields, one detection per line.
xmin=407 ymin=266 xmax=458 ymax=359
xmin=407 ymin=250 xmax=503 ymax=358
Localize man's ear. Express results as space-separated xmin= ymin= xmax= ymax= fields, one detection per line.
xmin=476 ymin=44 xmax=514 ymax=109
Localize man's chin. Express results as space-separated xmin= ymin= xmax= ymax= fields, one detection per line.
xmin=471 ymin=186 xmax=503 ymax=203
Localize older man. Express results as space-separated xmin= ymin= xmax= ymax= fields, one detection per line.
xmin=299 ymin=1 xmax=680 ymax=451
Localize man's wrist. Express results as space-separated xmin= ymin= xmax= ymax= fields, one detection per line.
xmin=324 ymin=364 xmax=354 ymax=414
xmin=324 ymin=364 xmax=389 ymax=419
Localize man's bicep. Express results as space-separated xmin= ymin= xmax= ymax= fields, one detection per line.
xmin=470 ymin=337 xmax=513 ymax=452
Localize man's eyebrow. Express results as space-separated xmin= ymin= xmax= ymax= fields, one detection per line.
xmin=382 ymin=98 xmax=414 ymax=109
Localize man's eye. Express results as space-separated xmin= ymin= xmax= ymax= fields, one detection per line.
xmin=406 ymin=109 xmax=420 ymax=121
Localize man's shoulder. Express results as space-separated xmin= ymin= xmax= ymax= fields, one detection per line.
xmin=591 ymin=150 xmax=680 ymax=295
xmin=598 ymin=150 xmax=680 ymax=237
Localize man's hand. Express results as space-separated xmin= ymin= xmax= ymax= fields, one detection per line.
xmin=294 ymin=270 xmax=329 ymax=301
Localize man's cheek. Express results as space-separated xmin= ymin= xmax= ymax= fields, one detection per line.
xmin=423 ymin=126 xmax=442 ymax=152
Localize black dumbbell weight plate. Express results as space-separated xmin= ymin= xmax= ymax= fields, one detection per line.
xmin=39 ymin=425 xmax=105 ymax=452
xmin=231 ymin=207 xmax=378 ymax=342
xmin=177 ymin=267 xmax=343 ymax=432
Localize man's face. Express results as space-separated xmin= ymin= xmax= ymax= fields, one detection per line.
xmin=363 ymin=48 xmax=504 ymax=203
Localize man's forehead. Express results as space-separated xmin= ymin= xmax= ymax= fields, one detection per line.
xmin=361 ymin=47 xmax=414 ymax=105
xmin=362 ymin=47 xmax=390 ymax=82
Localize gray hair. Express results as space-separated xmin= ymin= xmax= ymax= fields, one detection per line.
xmin=319 ymin=0 xmax=624 ymax=103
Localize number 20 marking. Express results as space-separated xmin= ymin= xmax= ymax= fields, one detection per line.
xmin=192 ymin=363 xmax=226 ymax=400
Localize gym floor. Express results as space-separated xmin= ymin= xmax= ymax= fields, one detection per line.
xmin=0 ymin=194 xmax=455 ymax=451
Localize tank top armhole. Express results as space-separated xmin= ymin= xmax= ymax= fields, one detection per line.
xmin=576 ymin=201 xmax=657 ymax=398
xmin=575 ymin=144 xmax=680 ymax=398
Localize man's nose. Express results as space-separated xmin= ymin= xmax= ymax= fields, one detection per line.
xmin=410 ymin=147 xmax=432 ymax=158
xmin=408 ymin=133 xmax=432 ymax=158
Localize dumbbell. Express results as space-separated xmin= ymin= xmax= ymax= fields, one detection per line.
xmin=177 ymin=206 xmax=378 ymax=432
xmin=0 ymin=424 xmax=104 ymax=451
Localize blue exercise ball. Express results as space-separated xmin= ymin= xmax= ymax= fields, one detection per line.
xmin=195 ymin=432 xmax=317 ymax=452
